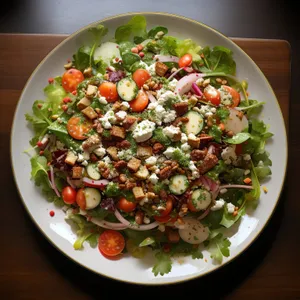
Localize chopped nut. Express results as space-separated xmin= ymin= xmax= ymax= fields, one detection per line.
xmin=110 ymin=126 xmax=126 ymax=140
xmin=198 ymin=154 xmax=218 ymax=174
xmin=82 ymin=135 xmax=101 ymax=151
xmin=81 ymin=106 xmax=98 ymax=120
xmin=65 ymin=151 xmax=78 ymax=166
xmin=114 ymin=160 xmax=127 ymax=170
xmin=112 ymin=101 xmax=121 ymax=111
xmin=77 ymin=97 xmax=92 ymax=110
xmin=153 ymin=142 xmax=164 ymax=154
xmin=119 ymin=174 xmax=127 ymax=183
xmin=85 ymin=85 xmax=98 ymax=98
xmin=173 ymin=102 xmax=188 ymax=116
xmin=221 ymin=79 xmax=227 ymax=85
xmin=51 ymin=114 xmax=59 ymax=120
xmin=83 ymin=67 xmax=93 ymax=77
xmin=171 ymin=67 xmax=178 ymax=73
xmin=133 ymin=187 xmax=145 ymax=201
xmin=188 ymin=135 xmax=201 ymax=149
xmin=134 ymin=165 xmax=149 ymax=180
xmin=216 ymin=78 xmax=222 ymax=83
xmin=190 ymin=149 xmax=207 ymax=161
xmin=263 ymin=186 xmax=268 ymax=193
xmin=135 ymin=211 xmax=144 ymax=224
xmin=203 ymin=78 xmax=210 ymax=87
xmin=155 ymin=62 xmax=169 ymax=77
xmin=123 ymin=115 xmax=137 ymax=130
xmin=146 ymin=192 xmax=156 ymax=199
xmin=107 ymin=146 xmax=119 ymax=161
xmin=159 ymin=166 xmax=173 ymax=179
xmin=127 ymin=157 xmax=141 ymax=173
xmin=142 ymin=84 xmax=149 ymax=90
xmin=64 ymin=62 xmax=73 ymax=70
xmin=72 ymin=166 xmax=83 ymax=179
xmin=137 ymin=146 xmax=153 ymax=158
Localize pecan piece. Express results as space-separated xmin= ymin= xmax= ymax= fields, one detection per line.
xmin=198 ymin=154 xmax=218 ymax=174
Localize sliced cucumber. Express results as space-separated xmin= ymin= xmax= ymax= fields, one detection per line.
xmin=179 ymin=218 xmax=209 ymax=244
xmin=117 ymin=78 xmax=138 ymax=101
xmin=181 ymin=111 xmax=204 ymax=135
xmin=190 ymin=189 xmax=212 ymax=211
xmin=169 ymin=175 xmax=189 ymax=195
xmin=84 ymin=187 xmax=101 ymax=210
xmin=86 ymin=163 xmax=101 ymax=180
xmin=94 ymin=42 xmax=121 ymax=65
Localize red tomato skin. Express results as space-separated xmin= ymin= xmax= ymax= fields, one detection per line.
xmin=204 ymin=85 xmax=221 ymax=106
xmin=62 ymin=69 xmax=84 ymax=92
xmin=178 ymin=54 xmax=193 ymax=68
xmin=76 ymin=188 xmax=86 ymax=210
xmin=98 ymin=82 xmax=118 ymax=102
xmin=132 ymin=69 xmax=151 ymax=88
xmin=67 ymin=116 xmax=92 ymax=140
xmin=62 ymin=186 xmax=77 ymax=204
xmin=117 ymin=198 xmax=137 ymax=212
xmin=222 ymin=85 xmax=241 ymax=107
xmin=187 ymin=198 xmax=198 ymax=212
xmin=158 ymin=197 xmax=173 ymax=217
xmin=98 ymin=230 xmax=125 ymax=257
xmin=129 ymin=90 xmax=149 ymax=112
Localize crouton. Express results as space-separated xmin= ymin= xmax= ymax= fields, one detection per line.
xmin=65 ymin=151 xmax=78 ymax=166
xmin=137 ymin=146 xmax=153 ymax=158
xmin=134 ymin=165 xmax=149 ymax=180
xmin=72 ymin=166 xmax=83 ymax=179
xmin=127 ymin=157 xmax=141 ymax=173
xmin=82 ymin=135 xmax=101 ymax=151
xmin=110 ymin=125 xmax=126 ymax=140
xmin=188 ymin=135 xmax=201 ymax=149
xmin=123 ymin=115 xmax=137 ymax=130
xmin=173 ymin=102 xmax=189 ymax=116
xmin=133 ymin=187 xmax=145 ymax=201
xmin=85 ymin=85 xmax=98 ymax=98
xmin=107 ymin=146 xmax=119 ymax=161
xmin=155 ymin=62 xmax=169 ymax=77
xmin=81 ymin=106 xmax=98 ymax=120
xmin=77 ymin=97 xmax=91 ymax=110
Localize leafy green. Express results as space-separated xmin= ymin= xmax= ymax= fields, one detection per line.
xmin=238 ymin=100 xmax=265 ymax=117
xmin=254 ymin=164 xmax=272 ymax=180
xmin=175 ymin=39 xmax=202 ymax=61
xmin=209 ymin=125 xmax=222 ymax=143
xmin=220 ymin=203 xmax=246 ymax=228
xmin=206 ymin=160 xmax=227 ymax=181
xmin=124 ymin=229 xmax=153 ymax=245
xmin=223 ymin=133 xmax=251 ymax=144
xmin=216 ymin=107 xmax=230 ymax=121
xmin=245 ymin=163 xmax=261 ymax=202
xmin=152 ymin=128 xmax=172 ymax=146
xmin=191 ymin=247 xmax=204 ymax=259
xmin=200 ymin=46 xmax=236 ymax=75
xmin=72 ymin=45 xmax=91 ymax=71
xmin=121 ymin=52 xmax=141 ymax=71
xmin=160 ymin=36 xmax=178 ymax=55
xmin=88 ymin=24 xmax=108 ymax=62
xmin=73 ymin=232 xmax=92 ymax=250
xmin=223 ymin=167 xmax=245 ymax=184
xmin=86 ymin=233 xmax=99 ymax=248
xmin=148 ymin=26 xmax=168 ymax=39
xmin=202 ymin=209 xmax=224 ymax=229
xmin=153 ymin=182 xmax=168 ymax=194
xmin=88 ymin=206 xmax=110 ymax=219
xmin=104 ymin=182 xmax=122 ymax=197
xmin=119 ymin=41 xmax=136 ymax=55
xmin=115 ymin=16 xmax=147 ymax=43
xmin=172 ymin=149 xmax=190 ymax=167
xmin=152 ymin=251 xmax=172 ymax=276
xmin=207 ymin=233 xmax=231 ymax=263
xmin=139 ymin=237 xmax=156 ymax=247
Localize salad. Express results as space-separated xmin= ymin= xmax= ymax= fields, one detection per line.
xmin=25 ymin=16 xmax=273 ymax=276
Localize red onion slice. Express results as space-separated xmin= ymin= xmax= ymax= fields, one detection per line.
xmin=114 ymin=209 xmax=159 ymax=231
xmin=175 ymin=73 xmax=205 ymax=95
xmin=183 ymin=66 xmax=194 ymax=73
xmin=82 ymin=177 xmax=109 ymax=188
xmin=154 ymin=54 xmax=179 ymax=63
xmin=167 ymin=67 xmax=184 ymax=81
xmin=49 ymin=165 xmax=61 ymax=197
xmin=192 ymin=82 xmax=203 ymax=97
xmin=219 ymin=184 xmax=253 ymax=190
xmin=67 ymin=176 xmax=76 ymax=189
xmin=146 ymin=91 xmax=157 ymax=103
xmin=197 ymin=208 xmax=210 ymax=220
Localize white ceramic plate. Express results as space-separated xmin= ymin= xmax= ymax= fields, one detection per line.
xmin=11 ymin=12 xmax=287 ymax=285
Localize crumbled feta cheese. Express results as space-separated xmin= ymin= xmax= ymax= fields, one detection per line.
xmin=163 ymin=110 xmax=177 ymax=123
xmin=81 ymin=160 xmax=88 ymax=166
xmin=56 ymin=140 xmax=65 ymax=150
xmin=219 ymin=188 xmax=228 ymax=194
xmin=108 ymin=168 xmax=119 ymax=179
xmin=188 ymin=133 xmax=197 ymax=140
xmin=99 ymin=110 xmax=116 ymax=129
xmin=148 ymin=102 xmax=158 ymax=110
xmin=163 ymin=147 xmax=175 ymax=158
xmin=157 ymin=155 xmax=167 ymax=163
xmin=198 ymin=104 xmax=215 ymax=116
xmin=181 ymin=133 xmax=188 ymax=143
xmin=188 ymin=161 xmax=200 ymax=179
xmin=181 ymin=143 xmax=191 ymax=152
xmin=98 ymin=96 xmax=107 ymax=104
xmin=158 ymin=91 xmax=177 ymax=106
xmin=149 ymin=173 xmax=159 ymax=184
xmin=143 ymin=216 xmax=150 ymax=224
xmin=82 ymin=150 xmax=90 ymax=160
xmin=77 ymin=153 xmax=84 ymax=162
xmin=117 ymin=149 xmax=133 ymax=161
xmin=132 ymin=120 xmax=156 ymax=143
xmin=221 ymin=146 xmax=237 ymax=165
xmin=93 ymin=147 xmax=106 ymax=158
xmin=168 ymin=78 xmax=178 ymax=91
xmin=146 ymin=63 xmax=156 ymax=76
xmin=227 ymin=202 xmax=235 ymax=214
xmin=115 ymin=110 xmax=127 ymax=120
xmin=210 ymin=107 xmax=216 ymax=113
xmin=102 ymin=156 xmax=111 ymax=164
xmin=210 ymin=199 xmax=225 ymax=211
xmin=219 ymin=86 xmax=233 ymax=106
xmin=101 ymin=119 xmax=112 ymax=129
xmin=158 ymin=224 xmax=165 ymax=232
xmin=196 ymin=78 xmax=204 ymax=86
xmin=243 ymin=154 xmax=251 ymax=161
xmin=153 ymin=104 xmax=166 ymax=125
xmin=145 ymin=156 xmax=157 ymax=165
xmin=244 ymin=169 xmax=250 ymax=175
xmin=120 ymin=101 xmax=130 ymax=111
xmin=205 ymin=111 xmax=214 ymax=117
xmin=162 ymin=125 xmax=181 ymax=139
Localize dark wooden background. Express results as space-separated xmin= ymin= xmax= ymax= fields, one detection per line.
xmin=1 ymin=0 xmax=299 ymax=299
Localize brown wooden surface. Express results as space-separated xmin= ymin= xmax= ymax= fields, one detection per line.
xmin=0 ymin=34 xmax=297 ymax=299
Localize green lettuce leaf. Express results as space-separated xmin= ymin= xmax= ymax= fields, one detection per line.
xmin=148 ymin=26 xmax=168 ymax=39
xmin=220 ymin=203 xmax=246 ymax=228
xmin=152 ymin=251 xmax=172 ymax=276
xmin=175 ymin=39 xmax=202 ymax=61
xmin=209 ymin=125 xmax=222 ymax=143
xmin=223 ymin=132 xmax=251 ymax=144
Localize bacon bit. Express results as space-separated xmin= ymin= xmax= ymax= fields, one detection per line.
xmin=47 ymin=162 xmax=51 ymax=166
xmin=37 ymin=103 xmax=43 ymax=109
xmin=72 ymin=90 xmax=77 ymax=95
xmin=234 ymin=206 xmax=238 ymax=211
xmin=219 ymin=123 xmax=225 ymax=131
xmin=233 ymin=211 xmax=238 ymax=217
xmin=163 ymin=244 xmax=171 ymax=253
xmin=243 ymin=177 xmax=252 ymax=184
xmin=263 ymin=186 xmax=268 ymax=193
xmin=63 ymin=97 xmax=72 ymax=103
xmin=39 ymin=150 xmax=44 ymax=156
xmin=49 ymin=210 xmax=55 ymax=217
xmin=61 ymin=104 xmax=68 ymax=111
xmin=115 ymin=57 xmax=119 ymax=62
xmin=48 ymin=77 xmax=54 ymax=84
xmin=36 ymin=141 xmax=43 ymax=147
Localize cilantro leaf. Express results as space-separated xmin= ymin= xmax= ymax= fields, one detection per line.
xmin=207 ymin=233 xmax=231 ymax=263
xmin=139 ymin=237 xmax=155 ymax=247
xmin=245 ymin=162 xmax=261 ymax=204
xmin=152 ymin=252 xmax=172 ymax=276
xmin=209 ymin=125 xmax=222 ymax=143
xmin=191 ymin=247 xmax=204 ymax=259
xmin=220 ymin=203 xmax=246 ymax=228
xmin=216 ymin=107 xmax=230 ymax=121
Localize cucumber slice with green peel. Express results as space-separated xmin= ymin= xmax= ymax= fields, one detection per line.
xmin=86 ymin=163 xmax=101 ymax=180
xmin=190 ymin=189 xmax=212 ymax=211
xmin=117 ymin=78 xmax=138 ymax=101
xmin=181 ymin=111 xmax=204 ymax=135
xmin=169 ymin=175 xmax=189 ymax=195
xmin=84 ymin=187 xmax=101 ymax=210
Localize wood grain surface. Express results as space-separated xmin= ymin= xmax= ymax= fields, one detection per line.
xmin=0 ymin=34 xmax=296 ymax=299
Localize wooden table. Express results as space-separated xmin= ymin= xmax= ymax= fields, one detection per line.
xmin=1 ymin=34 xmax=298 ymax=299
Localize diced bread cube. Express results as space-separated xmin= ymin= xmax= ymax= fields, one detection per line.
xmin=133 ymin=187 xmax=145 ymax=201
xmin=81 ymin=106 xmax=98 ymax=120
xmin=65 ymin=151 xmax=78 ymax=166
xmin=77 ymin=97 xmax=91 ymax=110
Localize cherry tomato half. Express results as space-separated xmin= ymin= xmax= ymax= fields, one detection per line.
xmin=154 ymin=214 xmax=177 ymax=223
xmin=62 ymin=186 xmax=77 ymax=204
xmin=76 ymin=188 xmax=86 ymax=210
xmin=222 ymin=85 xmax=241 ymax=107
xmin=67 ymin=116 xmax=92 ymax=140
xmin=132 ymin=69 xmax=151 ymax=88
xmin=129 ymin=90 xmax=149 ymax=112
xmin=62 ymin=68 xmax=84 ymax=92
xmin=203 ymin=85 xmax=221 ymax=106
xmin=98 ymin=82 xmax=118 ymax=102
xmin=178 ymin=54 xmax=193 ymax=68
xmin=98 ymin=230 xmax=125 ymax=257
xmin=117 ymin=197 xmax=137 ymax=213
xmin=187 ymin=198 xmax=198 ymax=212
xmin=154 ymin=197 xmax=173 ymax=218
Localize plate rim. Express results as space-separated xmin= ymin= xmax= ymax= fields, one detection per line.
xmin=10 ymin=11 xmax=288 ymax=285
